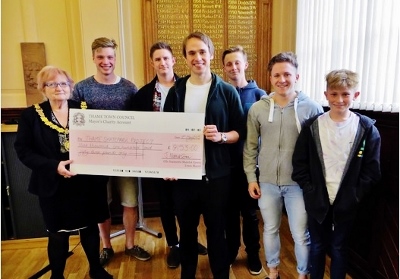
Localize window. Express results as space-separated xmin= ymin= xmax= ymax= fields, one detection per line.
xmin=296 ymin=0 xmax=399 ymax=112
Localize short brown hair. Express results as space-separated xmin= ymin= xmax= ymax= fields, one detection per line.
xmin=221 ymin=45 xmax=247 ymax=65
xmin=325 ymin=69 xmax=359 ymax=90
xmin=150 ymin=42 xmax=173 ymax=58
xmin=182 ymin=32 xmax=214 ymax=58
xmin=267 ymin=52 xmax=298 ymax=72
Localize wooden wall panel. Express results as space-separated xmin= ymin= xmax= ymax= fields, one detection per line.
xmin=346 ymin=110 xmax=399 ymax=279
xmin=142 ymin=0 xmax=157 ymax=81
xmin=257 ymin=0 xmax=273 ymax=92
xmin=141 ymin=0 xmax=272 ymax=91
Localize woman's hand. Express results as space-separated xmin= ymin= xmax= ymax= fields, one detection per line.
xmin=57 ymin=159 xmax=76 ymax=178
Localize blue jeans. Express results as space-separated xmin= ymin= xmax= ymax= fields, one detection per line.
xmin=308 ymin=207 xmax=354 ymax=279
xmin=258 ymin=183 xmax=310 ymax=275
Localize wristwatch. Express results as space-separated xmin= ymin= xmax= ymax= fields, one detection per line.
xmin=219 ymin=133 xmax=227 ymax=144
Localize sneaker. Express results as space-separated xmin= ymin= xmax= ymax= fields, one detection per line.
xmin=265 ymin=271 xmax=280 ymax=279
xmin=248 ymin=254 xmax=262 ymax=275
xmin=166 ymin=246 xmax=180 ymax=268
xmin=125 ymin=245 xmax=151 ymax=261
xmin=197 ymin=242 xmax=208 ymax=255
xmin=99 ymin=248 xmax=114 ymax=266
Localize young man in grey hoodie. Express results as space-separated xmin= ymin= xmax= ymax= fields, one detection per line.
xmin=243 ymin=52 xmax=323 ymax=279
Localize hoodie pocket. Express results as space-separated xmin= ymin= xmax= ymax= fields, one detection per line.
xmin=302 ymin=181 xmax=314 ymax=194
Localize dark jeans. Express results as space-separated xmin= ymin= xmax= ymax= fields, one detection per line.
xmin=173 ymin=176 xmax=230 ymax=279
xmin=308 ymin=207 xmax=354 ymax=279
xmin=156 ymin=178 xmax=179 ymax=246
xmin=226 ymin=167 xmax=260 ymax=263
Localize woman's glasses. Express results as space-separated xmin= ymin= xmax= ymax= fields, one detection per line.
xmin=44 ymin=82 xmax=69 ymax=88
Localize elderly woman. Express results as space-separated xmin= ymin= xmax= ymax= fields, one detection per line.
xmin=14 ymin=66 xmax=112 ymax=279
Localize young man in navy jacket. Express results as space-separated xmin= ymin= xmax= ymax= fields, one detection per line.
xmin=164 ymin=32 xmax=245 ymax=279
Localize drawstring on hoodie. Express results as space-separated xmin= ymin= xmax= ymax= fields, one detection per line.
xmin=293 ymin=97 xmax=301 ymax=133
xmin=268 ymin=95 xmax=302 ymax=133
xmin=268 ymin=98 xmax=275 ymax=123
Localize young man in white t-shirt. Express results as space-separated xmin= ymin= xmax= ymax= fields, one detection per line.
xmin=132 ymin=42 xmax=207 ymax=269
xmin=164 ymin=32 xmax=246 ymax=279
xmin=292 ymin=69 xmax=381 ymax=279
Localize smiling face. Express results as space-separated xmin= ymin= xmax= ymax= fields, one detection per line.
xmin=223 ymin=51 xmax=248 ymax=83
xmin=324 ymin=69 xmax=360 ymax=118
xmin=324 ymin=86 xmax=360 ymax=115
xmin=93 ymin=47 xmax=116 ymax=77
xmin=184 ymin=37 xmax=213 ymax=77
xmin=151 ymin=48 xmax=175 ymax=76
xmin=269 ymin=62 xmax=299 ymax=97
xmin=43 ymin=74 xmax=71 ymax=102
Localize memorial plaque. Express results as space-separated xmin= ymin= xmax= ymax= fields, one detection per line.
xmin=156 ymin=0 xmax=190 ymax=77
xmin=191 ymin=0 xmax=224 ymax=77
xmin=143 ymin=0 xmax=271 ymax=91
xmin=226 ymin=0 xmax=258 ymax=80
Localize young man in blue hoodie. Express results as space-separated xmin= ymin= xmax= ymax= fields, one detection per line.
xmin=222 ymin=45 xmax=266 ymax=275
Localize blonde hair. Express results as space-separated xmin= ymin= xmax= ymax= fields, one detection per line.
xmin=326 ymin=69 xmax=359 ymax=90
xmin=36 ymin=66 xmax=74 ymax=99
xmin=91 ymin=37 xmax=118 ymax=55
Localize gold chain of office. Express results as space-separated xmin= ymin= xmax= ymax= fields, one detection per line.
xmin=34 ymin=101 xmax=87 ymax=151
